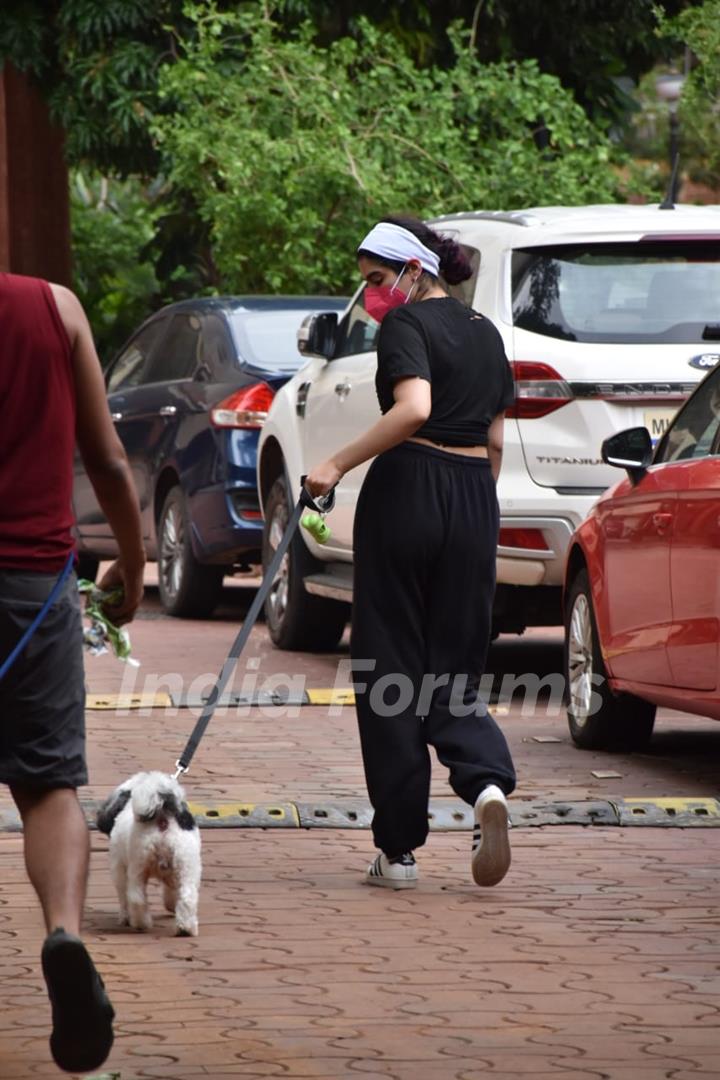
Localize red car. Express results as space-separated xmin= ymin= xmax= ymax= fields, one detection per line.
xmin=564 ymin=360 xmax=720 ymax=749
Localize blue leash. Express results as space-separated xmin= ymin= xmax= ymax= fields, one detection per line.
xmin=0 ymin=551 xmax=76 ymax=682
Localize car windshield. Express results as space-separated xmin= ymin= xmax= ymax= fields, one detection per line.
xmin=229 ymin=309 xmax=336 ymax=372
xmin=512 ymin=241 xmax=720 ymax=344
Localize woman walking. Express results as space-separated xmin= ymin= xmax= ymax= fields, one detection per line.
xmin=305 ymin=216 xmax=516 ymax=889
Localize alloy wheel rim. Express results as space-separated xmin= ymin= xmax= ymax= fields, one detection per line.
xmin=568 ymin=593 xmax=594 ymax=726
xmin=160 ymin=503 xmax=184 ymax=601
xmin=266 ymin=501 xmax=290 ymax=630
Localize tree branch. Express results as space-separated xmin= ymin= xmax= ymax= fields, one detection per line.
xmin=470 ymin=0 xmax=485 ymax=53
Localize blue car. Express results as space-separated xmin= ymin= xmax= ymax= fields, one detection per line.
xmin=73 ymin=295 xmax=347 ymax=617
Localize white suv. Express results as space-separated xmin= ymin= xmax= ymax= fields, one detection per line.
xmin=257 ymin=204 xmax=720 ymax=650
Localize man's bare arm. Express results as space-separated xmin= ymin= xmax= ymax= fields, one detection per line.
xmin=50 ymin=283 xmax=146 ymax=624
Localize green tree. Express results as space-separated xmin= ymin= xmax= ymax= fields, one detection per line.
xmin=153 ymin=4 xmax=619 ymax=296
xmin=663 ymin=0 xmax=720 ymax=187
xmin=0 ymin=0 xmax=702 ymax=177
xmin=0 ymin=0 xmax=187 ymax=176
xmin=282 ymin=0 xmax=696 ymax=127
xmin=70 ymin=171 xmax=160 ymax=360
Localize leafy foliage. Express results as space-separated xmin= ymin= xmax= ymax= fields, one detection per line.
xmin=280 ymin=0 xmax=694 ymax=127
xmin=662 ymin=0 xmax=720 ymax=186
xmin=0 ymin=0 xmax=701 ymax=179
xmin=0 ymin=0 xmax=186 ymax=175
xmin=71 ymin=171 xmax=160 ymax=362
xmin=153 ymin=4 xmax=619 ymax=296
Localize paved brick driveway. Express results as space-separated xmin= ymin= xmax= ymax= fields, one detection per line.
xmin=1 ymin=580 xmax=719 ymax=1078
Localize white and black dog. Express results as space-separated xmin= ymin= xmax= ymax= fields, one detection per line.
xmin=96 ymin=771 xmax=202 ymax=937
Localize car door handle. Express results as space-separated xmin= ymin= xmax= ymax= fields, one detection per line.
xmin=296 ymin=381 xmax=311 ymax=418
xmin=110 ymin=412 xmax=123 ymax=422
xmin=652 ymin=511 xmax=673 ymax=532
xmin=334 ymin=381 xmax=351 ymax=399
xmin=159 ymin=405 xmax=178 ymax=417
xmin=603 ymin=518 xmax=624 ymax=539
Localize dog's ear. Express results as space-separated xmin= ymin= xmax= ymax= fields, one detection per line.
xmin=174 ymin=802 xmax=197 ymax=831
xmin=96 ymin=788 xmax=131 ymax=835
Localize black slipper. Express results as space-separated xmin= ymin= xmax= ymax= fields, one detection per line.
xmin=41 ymin=928 xmax=115 ymax=1074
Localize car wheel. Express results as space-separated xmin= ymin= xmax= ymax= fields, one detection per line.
xmin=564 ymin=569 xmax=655 ymax=751
xmin=76 ymin=554 xmax=99 ymax=582
xmin=157 ymin=486 xmax=225 ymax=618
xmin=262 ymin=476 xmax=347 ymax=651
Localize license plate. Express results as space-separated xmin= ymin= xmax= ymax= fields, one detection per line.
xmin=644 ymin=407 xmax=678 ymax=444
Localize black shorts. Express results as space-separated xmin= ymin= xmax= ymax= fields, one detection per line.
xmin=0 ymin=568 xmax=87 ymax=789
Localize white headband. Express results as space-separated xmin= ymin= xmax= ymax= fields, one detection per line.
xmin=357 ymin=222 xmax=441 ymax=278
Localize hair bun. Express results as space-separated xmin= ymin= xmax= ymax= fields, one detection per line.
xmin=437 ymin=236 xmax=473 ymax=286
xmin=375 ymin=215 xmax=474 ymax=285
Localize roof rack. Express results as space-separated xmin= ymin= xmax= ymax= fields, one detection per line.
xmin=427 ymin=211 xmax=532 ymax=227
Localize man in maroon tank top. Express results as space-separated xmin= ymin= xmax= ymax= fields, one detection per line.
xmin=0 ymin=272 xmax=145 ymax=1073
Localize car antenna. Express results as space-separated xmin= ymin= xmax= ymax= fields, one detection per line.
xmin=658 ymin=153 xmax=680 ymax=210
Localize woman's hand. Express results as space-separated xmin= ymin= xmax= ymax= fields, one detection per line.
xmin=305 ymin=459 xmax=343 ymax=498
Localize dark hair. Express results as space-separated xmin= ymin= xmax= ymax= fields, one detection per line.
xmin=357 ymin=214 xmax=473 ymax=286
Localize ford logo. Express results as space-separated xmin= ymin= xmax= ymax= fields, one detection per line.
xmin=689 ymin=353 xmax=720 ymax=371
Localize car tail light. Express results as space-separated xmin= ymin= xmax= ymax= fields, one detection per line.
xmin=506 ymin=362 xmax=573 ymax=419
xmin=211 ymin=383 xmax=275 ymax=428
xmin=498 ymin=527 xmax=549 ymax=551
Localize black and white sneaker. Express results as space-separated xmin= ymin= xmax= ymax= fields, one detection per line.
xmin=471 ymin=784 xmax=511 ymax=887
xmin=365 ymin=852 xmax=418 ymax=889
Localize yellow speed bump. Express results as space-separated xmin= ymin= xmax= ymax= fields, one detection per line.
xmin=622 ymin=797 xmax=720 ymax=816
xmin=306 ymin=688 xmax=356 ymax=706
xmin=305 ymin=689 xmax=505 ymax=714
xmin=86 ymin=692 xmax=173 ymax=710
xmin=187 ymin=802 xmax=300 ymax=827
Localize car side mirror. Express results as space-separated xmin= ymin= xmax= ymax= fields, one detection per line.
xmin=602 ymin=427 xmax=653 ymax=484
xmin=297 ymin=312 xmax=338 ymax=360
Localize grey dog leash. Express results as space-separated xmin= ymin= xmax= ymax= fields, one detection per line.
xmin=173 ymin=483 xmax=335 ymax=778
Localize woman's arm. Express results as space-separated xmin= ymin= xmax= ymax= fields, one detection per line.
xmin=487 ymin=412 xmax=505 ymax=483
xmin=304 ymin=377 xmax=431 ymax=496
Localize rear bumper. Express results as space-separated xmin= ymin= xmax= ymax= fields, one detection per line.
xmin=497 ymin=493 xmax=602 ymax=587
xmin=497 ymin=516 xmax=575 ymax=586
xmin=188 ymin=481 xmax=264 ymax=564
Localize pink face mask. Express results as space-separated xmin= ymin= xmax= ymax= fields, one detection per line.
xmin=364 ymin=265 xmax=417 ymax=324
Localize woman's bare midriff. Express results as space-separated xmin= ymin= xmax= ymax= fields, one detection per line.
xmin=407 ymin=436 xmax=489 ymax=458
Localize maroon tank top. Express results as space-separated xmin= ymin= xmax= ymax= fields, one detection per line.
xmin=0 ymin=273 xmax=76 ymax=571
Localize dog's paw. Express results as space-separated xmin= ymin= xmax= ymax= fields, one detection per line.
xmin=129 ymin=913 xmax=153 ymax=932
xmin=175 ymin=921 xmax=198 ymax=937
xmin=118 ymin=913 xmax=130 ymax=927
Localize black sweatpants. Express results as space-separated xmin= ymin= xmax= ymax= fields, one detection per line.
xmin=351 ymin=442 xmax=516 ymax=858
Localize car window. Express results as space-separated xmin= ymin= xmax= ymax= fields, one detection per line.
xmin=107 ymin=318 xmax=167 ymax=392
xmin=228 ymin=309 xmax=336 ymax=373
xmin=202 ymin=314 xmax=238 ymax=380
xmin=512 ymin=241 xmax=720 ymax=344
xmin=443 ymin=243 xmax=481 ymax=307
xmin=334 ymin=289 xmax=380 ymax=358
xmin=149 ymin=313 xmax=202 ymax=382
xmin=655 ymin=369 xmax=720 ymax=463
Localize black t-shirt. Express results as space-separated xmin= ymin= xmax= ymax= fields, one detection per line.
xmin=375 ymin=297 xmax=515 ymax=447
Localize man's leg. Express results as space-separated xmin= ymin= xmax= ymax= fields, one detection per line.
xmin=0 ymin=572 xmax=114 ymax=1072
xmin=10 ymin=785 xmax=89 ymax=936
